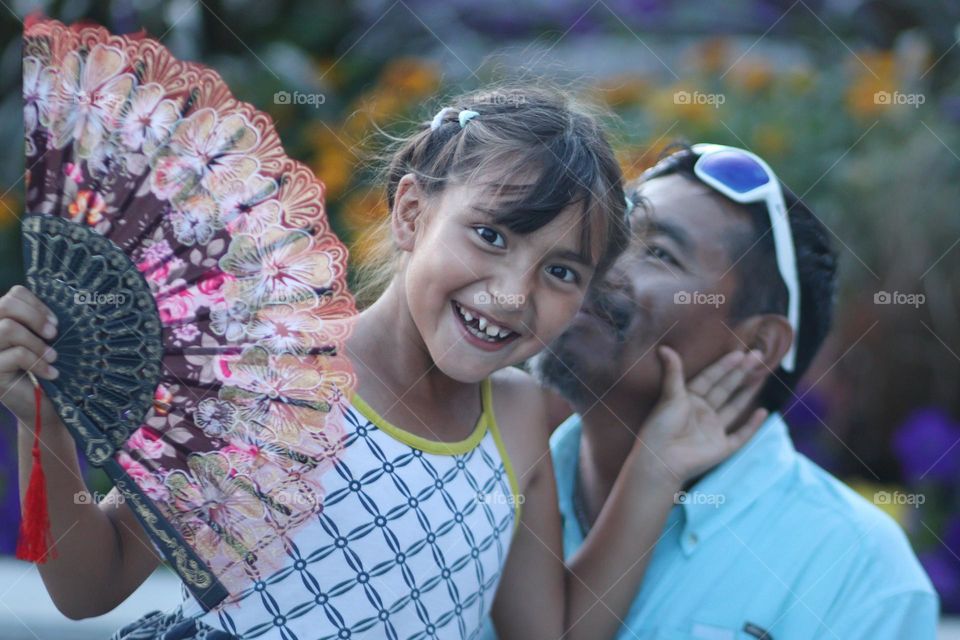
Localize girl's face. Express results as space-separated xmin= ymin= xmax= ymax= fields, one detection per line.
xmin=396 ymin=176 xmax=600 ymax=383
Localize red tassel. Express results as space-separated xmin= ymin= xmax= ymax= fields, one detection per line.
xmin=16 ymin=375 xmax=56 ymax=563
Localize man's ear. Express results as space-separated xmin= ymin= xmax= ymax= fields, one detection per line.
xmin=732 ymin=314 xmax=794 ymax=376
xmin=392 ymin=173 xmax=426 ymax=252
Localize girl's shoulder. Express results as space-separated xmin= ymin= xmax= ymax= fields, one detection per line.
xmin=486 ymin=367 xmax=553 ymax=493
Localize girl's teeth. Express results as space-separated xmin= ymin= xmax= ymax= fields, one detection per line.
xmin=455 ymin=302 xmax=514 ymax=342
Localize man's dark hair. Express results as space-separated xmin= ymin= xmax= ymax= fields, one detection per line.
xmin=631 ymin=142 xmax=839 ymax=414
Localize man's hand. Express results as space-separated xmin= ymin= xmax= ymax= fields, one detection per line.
xmin=630 ymin=346 xmax=768 ymax=487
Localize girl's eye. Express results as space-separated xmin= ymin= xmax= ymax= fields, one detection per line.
xmin=546 ymin=265 xmax=579 ymax=284
xmin=474 ymin=226 xmax=506 ymax=248
xmin=646 ymin=244 xmax=678 ymax=266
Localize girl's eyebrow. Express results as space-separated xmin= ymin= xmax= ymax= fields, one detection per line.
xmin=552 ymin=248 xmax=594 ymax=267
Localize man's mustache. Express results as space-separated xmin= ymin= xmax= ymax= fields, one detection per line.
xmin=582 ymin=275 xmax=636 ymax=340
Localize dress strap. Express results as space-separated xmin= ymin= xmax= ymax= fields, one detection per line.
xmin=481 ymin=378 xmax=523 ymax=530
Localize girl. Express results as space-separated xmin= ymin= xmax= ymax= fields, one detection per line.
xmin=2 ymin=85 xmax=766 ymax=639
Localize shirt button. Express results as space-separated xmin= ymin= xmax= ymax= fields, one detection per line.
xmin=687 ymin=532 xmax=699 ymax=545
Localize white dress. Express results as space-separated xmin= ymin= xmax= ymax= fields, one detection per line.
xmin=113 ymin=378 xmax=521 ymax=640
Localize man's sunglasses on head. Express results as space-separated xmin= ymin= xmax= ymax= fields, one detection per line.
xmin=691 ymin=143 xmax=800 ymax=373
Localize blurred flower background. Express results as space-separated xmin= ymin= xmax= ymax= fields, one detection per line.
xmin=0 ymin=0 xmax=959 ymax=616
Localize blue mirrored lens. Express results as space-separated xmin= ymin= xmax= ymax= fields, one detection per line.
xmin=697 ymin=150 xmax=770 ymax=193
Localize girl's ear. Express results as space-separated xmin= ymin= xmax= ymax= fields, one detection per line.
xmin=392 ymin=173 xmax=425 ymax=253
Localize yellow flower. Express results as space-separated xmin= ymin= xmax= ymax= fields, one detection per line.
xmin=844 ymin=50 xmax=899 ymax=119
xmin=340 ymin=187 xmax=387 ymax=236
xmin=617 ymin=141 xmax=673 ymax=185
xmin=307 ymin=123 xmax=358 ymax=202
xmin=753 ymin=123 xmax=789 ymax=158
xmin=786 ymin=68 xmax=815 ymax=94
xmin=593 ymin=75 xmax=650 ymax=108
xmin=689 ymin=38 xmax=731 ymax=75
xmin=652 ymin=85 xmax=718 ymax=127
xmin=847 ymin=481 xmax=908 ymax=527
xmin=311 ymin=56 xmax=343 ymax=90
xmin=0 ymin=194 xmax=21 ymax=229
xmin=727 ymin=60 xmax=774 ymax=94
xmin=379 ymin=57 xmax=440 ymax=98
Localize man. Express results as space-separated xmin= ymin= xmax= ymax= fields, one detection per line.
xmin=502 ymin=143 xmax=938 ymax=638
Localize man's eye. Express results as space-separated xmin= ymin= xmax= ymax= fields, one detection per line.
xmin=646 ymin=244 xmax=677 ymax=266
xmin=474 ymin=226 xmax=506 ymax=248
xmin=546 ymin=265 xmax=579 ymax=284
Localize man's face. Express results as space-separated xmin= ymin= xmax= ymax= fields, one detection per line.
xmin=533 ymin=173 xmax=755 ymax=412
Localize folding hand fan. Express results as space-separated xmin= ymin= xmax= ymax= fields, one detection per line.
xmin=20 ymin=14 xmax=357 ymax=610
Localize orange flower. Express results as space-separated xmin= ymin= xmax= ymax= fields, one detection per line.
xmin=594 ymin=75 xmax=650 ymax=108
xmin=844 ymin=50 xmax=899 ymax=119
xmin=689 ymin=38 xmax=731 ymax=75
xmin=340 ymin=187 xmax=387 ymax=235
xmin=0 ymin=194 xmax=21 ymax=229
xmin=727 ymin=60 xmax=774 ymax=94
xmin=753 ymin=123 xmax=789 ymax=158
xmin=307 ymin=123 xmax=356 ymax=201
xmin=378 ymin=57 xmax=440 ymax=98
xmin=153 ymin=384 xmax=174 ymax=416
xmin=68 ymin=189 xmax=106 ymax=225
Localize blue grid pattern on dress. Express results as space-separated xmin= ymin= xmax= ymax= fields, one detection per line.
xmin=176 ymin=394 xmax=518 ymax=640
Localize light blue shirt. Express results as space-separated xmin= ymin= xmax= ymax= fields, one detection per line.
xmin=482 ymin=413 xmax=938 ymax=639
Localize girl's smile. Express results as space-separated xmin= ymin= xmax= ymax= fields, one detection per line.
xmin=451 ymin=300 xmax=522 ymax=351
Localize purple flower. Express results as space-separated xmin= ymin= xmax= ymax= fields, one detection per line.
xmin=892 ymin=408 xmax=960 ymax=485
xmin=0 ymin=408 xmax=20 ymax=555
xmin=920 ymin=550 xmax=960 ymax=613
xmin=941 ymin=96 xmax=960 ymax=124
xmin=783 ymin=387 xmax=838 ymax=470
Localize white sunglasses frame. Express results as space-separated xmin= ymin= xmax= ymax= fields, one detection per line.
xmin=691 ymin=143 xmax=799 ymax=372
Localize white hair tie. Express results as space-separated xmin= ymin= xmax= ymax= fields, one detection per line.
xmin=430 ymin=107 xmax=455 ymax=131
xmin=429 ymin=107 xmax=479 ymax=131
xmin=458 ymin=110 xmax=479 ymax=127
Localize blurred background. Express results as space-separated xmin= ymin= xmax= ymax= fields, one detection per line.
xmin=0 ymin=0 xmax=958 ymax=636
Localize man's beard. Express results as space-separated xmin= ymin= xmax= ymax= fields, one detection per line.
xmin=531 ymin=285 xmax=635 ymax=409
xmin=530 ymin=337 xmax=596 ymax=408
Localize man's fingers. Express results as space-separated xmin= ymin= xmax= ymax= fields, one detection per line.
xmin=657 ymin=346 xmax=685 ymax=399
xmin=688 ymin=350 xmax=744 ymax=397
xmin=726 ymin=408 xmax=768 ymax=452
xmin=704 ymin=350 xmax=763 ymax=409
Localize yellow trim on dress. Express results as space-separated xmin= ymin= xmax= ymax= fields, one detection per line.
xmin=349 ymin=382 xmax=489 ymax=456
xmin=482 ymin=379 xmax=523 ymax=531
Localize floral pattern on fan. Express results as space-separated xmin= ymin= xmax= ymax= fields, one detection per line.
xmin=22 ymin=14 xmax=357 ymax=609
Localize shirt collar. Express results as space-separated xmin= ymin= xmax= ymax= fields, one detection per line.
xmin=552 ymin=412 xmax=798 ymax=557
xmin=677 ymin=412 xmax=798 ymax=554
